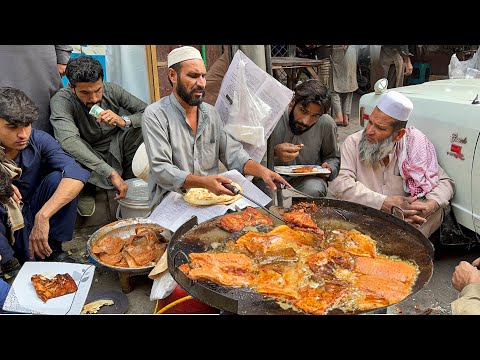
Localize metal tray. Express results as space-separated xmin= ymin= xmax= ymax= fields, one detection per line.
xmin=87 ymin=217 xmax=168 ymax=274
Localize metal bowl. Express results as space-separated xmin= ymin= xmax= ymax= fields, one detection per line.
xmin=87 ymin=217 xmax=168 ymax=274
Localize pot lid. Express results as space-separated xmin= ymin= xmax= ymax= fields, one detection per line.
xmin=124 ymin=178 xmax=149 ymax=202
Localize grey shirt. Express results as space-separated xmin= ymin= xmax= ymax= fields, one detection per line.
xmin=0 ymin=45 xmax=73 ymax=135
xmin=270 ymin=109 xmax=341 ymax=181
xmin=142 ymin=94 xmax=252 ymax=210
xmin=50 ymin=82 xmax=147 ymax=185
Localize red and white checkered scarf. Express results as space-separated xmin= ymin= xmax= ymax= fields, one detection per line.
xmin=395 ymin=126 xmax=439 ymax=197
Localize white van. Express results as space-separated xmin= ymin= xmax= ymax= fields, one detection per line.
xmin=358 ymin=78 xmax=480 ymax=237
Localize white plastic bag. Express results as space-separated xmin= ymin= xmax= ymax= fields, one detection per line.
xmin=224 ymin=58 xmax=271 ymax=146
xmin=149 ymin=271 xmax=177 ymax=301
xmin=448 ymin=48 xmax=480 ymax=79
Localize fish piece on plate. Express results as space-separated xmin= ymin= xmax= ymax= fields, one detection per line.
xmin=218 ymin=206 xmax=273 ymax=232
xmin=292 ymin=166 xmax=316 ymax=173
xmin=91 ymin=235 xmax=125 ymax=255
xmin=31 ymin=273 xmax=78 ymax=303
xmin=179 ymin=252 xmax=256 ymax=287
xmin=123 ymin=233 xmax=167 ymax=267
xmin=98 ymin=252 xmax=124 ymax=266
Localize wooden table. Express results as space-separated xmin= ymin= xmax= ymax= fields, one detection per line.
xmin=271 ymin=56 xmax=330 ymax=89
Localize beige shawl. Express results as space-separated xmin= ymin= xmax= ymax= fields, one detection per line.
xmin=0 ymin=145 xmax=24 ymax=244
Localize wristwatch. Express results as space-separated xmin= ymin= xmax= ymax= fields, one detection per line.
xmin=122 ymin=116 xmax=132 ymax=128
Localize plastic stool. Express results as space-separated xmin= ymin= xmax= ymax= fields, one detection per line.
xmin=408 ymin=62 xmax=431 ymax=85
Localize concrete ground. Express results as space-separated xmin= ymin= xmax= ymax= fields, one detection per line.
xmin=67 ymin=91 xmax=479 ymax=316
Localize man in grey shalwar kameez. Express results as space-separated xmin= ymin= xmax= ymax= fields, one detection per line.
xmin=50 ymin=56 xmax=147 ymax=216
xmin=142 ymin=46 xmax=290 ymax=211
xmin=0 ymin=45 xmax=73 ymax=135
xmin=270 ymin=79 xmax=340 ymax=198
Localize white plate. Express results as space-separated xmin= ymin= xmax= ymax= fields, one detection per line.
xmin=2 ymin=262 xmax=95 ymax=315
xmin=274 ymin=165 xmax=331 ymax=177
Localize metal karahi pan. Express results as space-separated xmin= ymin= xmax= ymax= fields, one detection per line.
xmin=87 ymin=217 xmax=168 ymax=274
xmin=167 ymin=198 xmax=434 ymax=315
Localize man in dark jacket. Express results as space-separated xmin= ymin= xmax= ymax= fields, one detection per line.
xmin=0 ymin=87 xmax=90 ymax=282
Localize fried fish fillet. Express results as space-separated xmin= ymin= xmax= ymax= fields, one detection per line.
xmin=218 ymin=206 xmax=273 ymax=232
xmin=179 ymin=252 xmax=256 ymax=287
xmin=354 ymin=256 xmax=418 ymax=285
xmin=31 ymin=273 xmax=78 ymax=303
xmin=292 ymin=166 xmax=316 ymax=173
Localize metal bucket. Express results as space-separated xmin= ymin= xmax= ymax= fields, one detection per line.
xmin=116 ymin=178 xmax=150 ymax=219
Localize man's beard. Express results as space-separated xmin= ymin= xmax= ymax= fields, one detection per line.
xmin=359 ymin=130 xmax=396 ymax=165
xmin=288 ymin=109 xmax=313 ymax=135
xmin=177 ymin=79 xmax=205 ymax=106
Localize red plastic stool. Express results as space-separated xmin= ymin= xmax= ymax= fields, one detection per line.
xmin=154 ymin=285 xmax=219 ymax=314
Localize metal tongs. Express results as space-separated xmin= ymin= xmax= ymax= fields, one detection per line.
xmin=222 ymin=183 xmax=285 ymax=223
xmin=275 ymin=182 xmax=313 ymax=198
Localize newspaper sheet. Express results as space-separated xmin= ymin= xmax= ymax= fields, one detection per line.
xmin=148 ymin=169 xmax=272 ymax=233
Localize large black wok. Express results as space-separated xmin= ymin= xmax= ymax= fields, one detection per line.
xmin=167 ymin=198 xmax=434 ymax=315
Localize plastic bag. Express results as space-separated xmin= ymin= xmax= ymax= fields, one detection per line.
xmin=448 ymin=47 xmax=480 ymax=79
xmin=224 ymin=58 xmax=271 ymax=147
xmin=149 ymin=271 xmax=177 ymax=301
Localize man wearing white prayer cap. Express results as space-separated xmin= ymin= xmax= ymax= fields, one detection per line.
xmin=329 ymin=90 xmax=455 ymax=240
xmin=140 ymin=46 xmax=291 ymax=211
xmin=377 ymin=90 xmax=413 ymax=122
xmin=167 ymin=46 xmax=203 ymax=68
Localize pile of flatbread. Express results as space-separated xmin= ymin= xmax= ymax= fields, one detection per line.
xmin=183 ymin=182 xmax=243 ymax=206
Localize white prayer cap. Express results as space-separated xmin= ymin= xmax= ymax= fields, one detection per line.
xmin=167 ymin=46 xmax=203 ymax=68
xmin=377 ymin=91 xmax=413 ymax=122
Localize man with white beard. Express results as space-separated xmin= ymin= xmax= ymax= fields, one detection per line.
xmin=328 ymin=91 xmax=455 ymax=239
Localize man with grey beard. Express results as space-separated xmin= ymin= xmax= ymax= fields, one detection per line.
xmin=328 ymin=91 xmax=455 ymax=239
xmin=141 ymin=46 xmax=290 ymax=211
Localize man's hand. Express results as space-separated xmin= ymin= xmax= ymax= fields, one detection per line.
xmin=97 ymin=110 xmax=125 ymax=127
xmin=317 ymin=162 xmax=332 ymax=179
xmin=381 ymin=195 xmax=429 ymax=227
xmin=412 ymin=198 xmax=439 ymax=218
xmin=259 ymin=167 xmax=291 ymax=191
xmin=29 ymin=214 xmax=52 ymax=259
xmin=11 ymin=184 xmax=22 ymax=204
xmin=57 ymin=64 xmax=67 ymax=77
xmin=110 ymin=171 xmax=128 ymax=200
xmin=185 ymin=174 xmax=237 ymax=196
xmin=404 ymin=56 xmax=413 ymax=76
xmin=452 ymin=260 xmax=480 ymax=292
xmin=274 ymin=143 xmax=303 ymax=163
